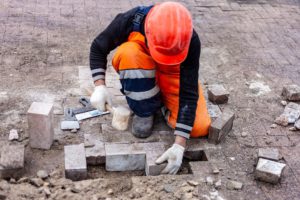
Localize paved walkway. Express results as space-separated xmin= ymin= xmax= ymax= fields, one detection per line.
xmin=0 ymin=0 xmax=300 ymax=199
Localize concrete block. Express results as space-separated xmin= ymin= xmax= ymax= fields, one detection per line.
xmin=258 ymin=148 xmax=280 ymax=161
xmin=208 ymin=110 xmax=235 ymax=144
xmin=143 ymin=142 xmax=166 ymax=176
xmin=207 ymin=84 xmax=229 ymax=104
xmin=84 ymin=134 xmax=105 ymax=165
xmin=105 ymin=143 xmax=146 ymax=171
xmin=64 ymin=144 xmax=87 ymax=181
xmin=0 ymin=145 xmax=25 ymax=179
xmin=27 ymin=102 xmax=54 ymax=150
xmin=255 ymin=158 xmax=286 ymax=184
xmin=282 ymin=84 xmax=300 ymax=101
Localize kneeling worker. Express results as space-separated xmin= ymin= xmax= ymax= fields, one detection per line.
xmin=89 ymin=2 xmax=211 ymax=174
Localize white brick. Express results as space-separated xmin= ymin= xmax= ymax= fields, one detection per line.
xmin=255 ymin=158 xmax=286 ymax=184
xmin=64 ymin=144 xmax=87 ymax=181
xmin=27 ymin=102 xmax=54 ymax=150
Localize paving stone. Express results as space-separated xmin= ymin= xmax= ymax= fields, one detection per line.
xmin=214 ymin=179 xmax=222 ymax=189
xmin=105 ymin=143 xmax=146 ymax=171
xmin=207 ymin=84 xmax=230 ymax=104
xmin=208 ymin=110 xmax=235 ymax=144
xmin=144 ymin=142 xmax=166 ymax=176
xmin=275 ymin=102 xmax=300 ymax=126
xmin=255 ymin=158 xmax=286 ymax=184
xmin=27 ymin=102 xmax=54 ymax=150
xmin=258 ymin=148 xmax=280 ymax=161
xmin=84 ymin=134 xmax=105 ymax=165
xmin=282 ymin=84 xmax=300 ymax=101
xmin=295 ymin=119 xmax=300 ymax=130
xmin=64 ymin=143 xmax=87 ymax=181
xmin=0 ymin=145 xmax=25 ymax=179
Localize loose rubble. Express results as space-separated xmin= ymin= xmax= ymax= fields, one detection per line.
xmin=37 ymin=170 xmax=49 ymax=179
xmin=8 ymin=129 xmax=19 ymax=141
xmin=282 ymin=84 xmax=300 ymax=101
xmin=275 ymin=102 xmax=300 ymax=126
xmin=226 ymin=180 xmax=243 ymax=190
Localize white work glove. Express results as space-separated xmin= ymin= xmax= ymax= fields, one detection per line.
xmin=155 ymin=144 xmax=185 ymax=175
xmin=90 ymin=85 xmax=112 ymax=112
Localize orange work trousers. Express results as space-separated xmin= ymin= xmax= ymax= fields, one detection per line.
xmin=112 ymin=32 xmax=211 ymax=137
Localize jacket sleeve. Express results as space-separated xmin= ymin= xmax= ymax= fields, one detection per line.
xmin=174 ymin=30 xmax=201 ymax=139
xmin=89 ymin=7 xmax=138 ymax=81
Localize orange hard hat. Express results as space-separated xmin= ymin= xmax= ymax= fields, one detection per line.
xmin=145 ymin=2 xmax=193 ymax=65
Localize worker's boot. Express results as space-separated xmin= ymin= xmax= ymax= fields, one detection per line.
xmin=132 ymin=115 xmax=154 ymax=138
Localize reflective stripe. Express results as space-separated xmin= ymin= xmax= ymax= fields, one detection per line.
xmin=119 ymin=69 xmax=155 ymax=79
xmin=176 ymin=123 xmax=193 ymax=131
xmin=91 ymin=68 xmax=106 ymax=75
xmin=174 ymin=130 xmax=190 ymax=139
xmin=124 ymin=85 xmax=160 ymax=101
xmin=93 ymin=75 xmax=105 ymax=81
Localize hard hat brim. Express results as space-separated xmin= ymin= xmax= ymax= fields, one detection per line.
xmin=148 ymin=44 xmax=190 ymax=65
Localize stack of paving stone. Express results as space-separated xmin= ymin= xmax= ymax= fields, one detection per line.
xmin=254 ymin=148 xmax=286 ymax=184
xmin=275 ymin=84 xmax=300 ymax=130
xmin=206 ymin=84 xmax=235 ymax=144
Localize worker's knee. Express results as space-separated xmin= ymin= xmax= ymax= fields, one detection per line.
xmin=112 ymin=42 xmax=142 ymax=71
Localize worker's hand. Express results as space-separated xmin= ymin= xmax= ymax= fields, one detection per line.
xmin=90 ymin=85 xmax=112 ymax=112
xmin=155 ymin=144 xmax=185 ymax=175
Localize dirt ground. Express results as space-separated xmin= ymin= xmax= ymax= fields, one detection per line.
xmin=0 ymin=0 xmax=300 ymax=199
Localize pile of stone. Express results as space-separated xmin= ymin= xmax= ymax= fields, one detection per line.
xmin=254 ymin=148 xmax=286 ymax=184
xmin=275 ymin=84 xmax=300 ymax=130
